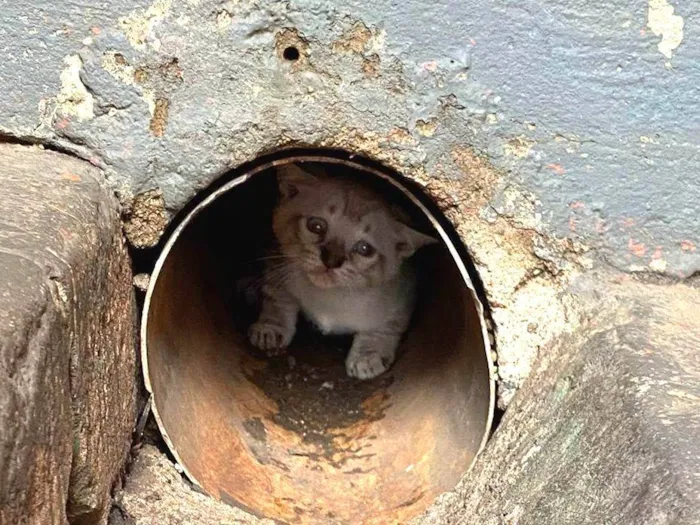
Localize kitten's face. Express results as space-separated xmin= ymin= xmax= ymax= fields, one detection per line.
xmin=272 ymin=164 xmax=435 ymax=289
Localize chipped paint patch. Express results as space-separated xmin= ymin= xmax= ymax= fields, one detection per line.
xmin=119 ymin=0 xmax=172 ymax=51
xmin=504 ymin=136 xmax=534 ymax=158
xmin=647 ymin=0 xmax=684 ymax=59
xmin=546 ymin=163 xmax=566 ymax=175
xmin=680 ymin=240 xmax=696 ymax=252
xmin=415 ymin=118 xmax=438 ymax=137
xmin=332 ymin=21 xmax=385 ymax=55
xmin=56 ymin=55 xmax=94 ymax=121
xmin=102 ymin=52 xmax=158 ymax=115
xmin=333 ymin=22 xmax=372 ymax=54
xmin=385 ymin=127 xmax=417 ymax=146
xmin=628 ymin=238 xmax=646 ymax=257
xmin=361 ymin=54 xmax=380 ymax=77
xmin=102 ymin=52 xmax=136 ymax=85
xmin=649 ymin=257 xmax=667 ymax=273
xmin=216 ymin=9 xmax=233 ymax=31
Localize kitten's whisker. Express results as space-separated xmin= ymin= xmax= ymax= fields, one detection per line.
xmin=256 ymin=254 xmax=300 ymax=262
xmin=261 ymin=262 xmax=298 ymax=293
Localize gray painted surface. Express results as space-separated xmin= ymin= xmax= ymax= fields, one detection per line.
xmin=1 ymin=0 xmax=698 ymax=276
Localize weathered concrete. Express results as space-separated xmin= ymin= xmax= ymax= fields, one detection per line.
xmin=415 ymin=277 xmax=700 ymax=525
xmin=1 ymin=0 xmax=697 ymax=272
xmin=1 ymin=0 xmax=698 ymax=405
xmin=0 ymin=144 xmax=137 ymax=525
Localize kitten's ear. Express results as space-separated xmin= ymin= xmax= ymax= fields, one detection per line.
xmin=395 ymin=223 xmax=439 ymax=258
xmin=277 ymin=163 xmax=317 ymax=200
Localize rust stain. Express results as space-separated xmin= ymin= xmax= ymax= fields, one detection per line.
xmin=628 ymin=238 xmax=646 ymax=257
xmin=568 ymin=201 xmax=585 ymax=209
xmin=681 ymin=240 xmax=696 ymax=252
xmin=546 ymin=163 xmax=566 ymax=175
xmin=149 ymin=98 xmax=169 ymax=137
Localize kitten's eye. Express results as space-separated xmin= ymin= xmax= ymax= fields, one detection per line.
xmin=306 ymin=217 xmax=327 ymax=235
xmin=353 ymin=241 xmax=375 ymax=257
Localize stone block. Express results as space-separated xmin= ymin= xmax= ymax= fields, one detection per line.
xmin=415 ymin=280 xmax=700 ymax=525
xmin=0 ymin=144 xmax=137 ymax=525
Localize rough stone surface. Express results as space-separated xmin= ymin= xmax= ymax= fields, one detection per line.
xmin=0 ymin=144 xmax=137 ymax=525
xmin=112 ymin=445 xmax=275 ymax=525
xmin=414 ymin=276 xmax=700 ymax=525
xmin=1 ymin=0 xmax=698 ymax=405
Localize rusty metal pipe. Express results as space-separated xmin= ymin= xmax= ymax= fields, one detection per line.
xmin=141 ymin=154 xmax=495 ymax=524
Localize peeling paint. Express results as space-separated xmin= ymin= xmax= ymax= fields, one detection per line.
xmin=216 ymin=9 xmax=233 ymax=31
xmin=628 ymin=238 xmax=646 ymax=258
xmin=119 ymin=0 xmax=172 ymax=51
xmin=102 ymin=52 xmax=157 ymax=115
xmin=647 ymin=0 xmax=684 ymax=59
xmin=504 ymin=136 xmax=534 ymax=158
xmin=332 ymin=21 xmax=385 ymax=55
xmin=55 ymin=55 xmax=94 ymax=121
xmin=649 ymin=257 xmax=667 ymax=273
xmin=415 ymin=119 xmax=438 ymax=137
xmin=680 ymin=240 xmax=696 ymax=252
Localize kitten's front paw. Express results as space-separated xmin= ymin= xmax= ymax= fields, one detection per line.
xmin=345 ymin=351 xmax=393 ymax=380
xmin=248 ymin=322 xmax=294 ymax=356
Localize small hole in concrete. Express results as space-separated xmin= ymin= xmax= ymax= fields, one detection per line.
xmin=142 ymin=150 xmax=494 ymax=524
xmin=282 ymin=46 xmax=300 ymax=61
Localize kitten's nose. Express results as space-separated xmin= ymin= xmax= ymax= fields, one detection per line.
xmin=320 ymin=241 xmax=345 ymax=269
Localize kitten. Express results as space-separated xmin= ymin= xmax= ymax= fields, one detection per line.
xmin=248 ymin=163 xmax=436 ymax=380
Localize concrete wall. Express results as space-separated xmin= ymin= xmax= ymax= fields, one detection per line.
xmin=2 ymin=0 xmax=698 ymax=405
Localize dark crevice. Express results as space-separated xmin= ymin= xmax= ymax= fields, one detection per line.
xmin=0 ymin=132 xmax=101 ymax=168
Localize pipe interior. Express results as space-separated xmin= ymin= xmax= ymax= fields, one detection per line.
xmin=143 ymin=156 xmax=493 ymax=525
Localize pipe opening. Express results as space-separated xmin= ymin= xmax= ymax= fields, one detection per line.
xmin=142 ymin=150 xmax=494 ymax=524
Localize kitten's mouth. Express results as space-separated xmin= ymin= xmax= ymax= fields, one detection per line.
xmin=307 ymin=268 xmax=341 ymax=289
